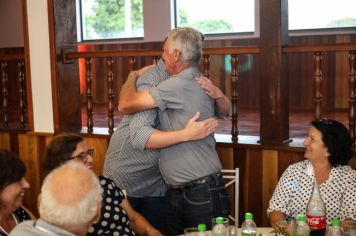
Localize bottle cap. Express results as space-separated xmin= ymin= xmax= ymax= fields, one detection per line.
xmin=331 ymin=219 xmax=340 ymax=226
xmin=215 ymin=217 xmax=224 ymax=224
xmin=245 ymin=212 xmax=253 ymax=220
xmin=198 ymin=224 xmax=206 ymax=231
xmin=297 ymin=214 xmax=306 ymax=222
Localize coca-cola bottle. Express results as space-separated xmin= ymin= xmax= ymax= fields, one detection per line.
xmin=306 ymin=181 xmax=327 ymax=236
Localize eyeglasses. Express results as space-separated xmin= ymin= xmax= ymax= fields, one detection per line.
xmin=69 ymin=148 xmax=94 ymax=162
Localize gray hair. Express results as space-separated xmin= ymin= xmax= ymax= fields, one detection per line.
xmin=168 ymin=27 xmax=204 ymax=66
xmin=39 ymin=161 xmax=102 ymax=227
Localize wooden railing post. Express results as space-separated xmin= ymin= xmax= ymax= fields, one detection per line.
xmin=231 ymin=54 xmax=239 ymax=141
xmin=151 ymin=56 xmax=158 ymax=65
xmin=1 ymin=61 xmax=9 ymax=127
xmin=18 ymin=60 xmax=27 ymax=128
xmin=313 ymin=52 xmax=323 ymax=120
xmin=203 ymin=55 xmax=210 ymax=78
xmin=86 ymin=58 xmax=93 ymax=133
xmin=349 ymin=51 xmax=356 ymax=151
xmin=128 ymin=57 xmax=135 ymax=72
xmin=107 ymin=57 xmax=114 ymax=134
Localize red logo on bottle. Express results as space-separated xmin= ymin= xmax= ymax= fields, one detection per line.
xmin=306 ymin=215 xmax=326 ymax=229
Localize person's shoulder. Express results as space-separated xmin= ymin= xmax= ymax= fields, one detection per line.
xmin=8 ymin=220 xmax=37 ymax=236
xmin=287 ymin=160 xmax=308 ymax=171
xmin=137 ymin=64 xmax=167 ymax=87
xmin=99 ymin=175 xmax=125 ymax=195
xmin=335 ymin=165 xmax=356 ymax=181
xmin=99 ymin=175 xmax=118 ymax=187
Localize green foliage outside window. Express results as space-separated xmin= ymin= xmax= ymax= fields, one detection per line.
xmin=177 ymin=9 xmax=233 ymax=35
xmin=327 ymin=18 xmax=356 ymax=28
xmin=83 ymin=0 xmax=143 ymax=40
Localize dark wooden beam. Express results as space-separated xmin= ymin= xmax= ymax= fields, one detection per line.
xmin=48 ymin=0 xmax=81 ymax=132
xmin=259 ymin=0 xmax=290 ymax=144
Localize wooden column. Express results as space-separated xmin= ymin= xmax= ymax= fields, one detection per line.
xmin=48 ymin=0 xmax=81 ymax=132
xmin=259 ymin=0 xmax=290 ymax=144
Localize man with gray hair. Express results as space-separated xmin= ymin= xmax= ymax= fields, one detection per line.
xmin=10 ymin=162 xmax=102 ymax=236
xmin=119 ymin=27 xmax=230 ymax=235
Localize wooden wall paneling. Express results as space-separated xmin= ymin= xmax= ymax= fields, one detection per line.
xmin=0 ymin=132 xmax=10 ymax=150
xmin=349 ymin=156 xmax=356 ymax=169
xmin=243 ymin=149 xmax=263 ymax=226
xmin=9 ymin=132 xmax=20 ymax=153
xmin=83 ymin=136 xmax=109 ymax=175
xmin=335 ymin=35 xmax=351 ymax=108
xmin=216 ymin=146 xmax=235 ymax=221
xmin=18 ymin=133 xmax=53 ymax=217
xmin=277 ymin=150 xmax=305 ymax=178
xmin=262 ymin=150 xmax=278 ymax=226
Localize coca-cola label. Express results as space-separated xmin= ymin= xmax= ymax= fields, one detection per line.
xmin=306 ymin=215 xmax=326 ymax=229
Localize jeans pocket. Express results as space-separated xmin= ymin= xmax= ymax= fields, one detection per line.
xmin=210 ymin=183 xmax=231 ymax=217
xmin=182 ymin=184 xmax=211 ymax=205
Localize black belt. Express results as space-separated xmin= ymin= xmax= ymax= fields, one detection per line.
xmin=169 ymin=172 xmax=222 ymax=190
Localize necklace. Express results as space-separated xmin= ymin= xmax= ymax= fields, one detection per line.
xmin=0 ymin=214 xmax=18 ymax=235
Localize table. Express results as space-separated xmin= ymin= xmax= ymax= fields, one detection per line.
xmin=183 ymin=227 xmax=273 ymax=236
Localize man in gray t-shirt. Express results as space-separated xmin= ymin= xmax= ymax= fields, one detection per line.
xmin=119 ymin=27 xmax=231 ymax=235
xmin=105 ymin=57 xmax=227 ymax=231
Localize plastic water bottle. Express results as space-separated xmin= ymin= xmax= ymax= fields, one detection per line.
xmin=241 ymin=213 xmax=257 ymax=236
xmin=327 ymin=219 xmax=342 ymax=236
xmin=197 ymin=224 xmax=207 ymax=236
xmin=296 ymin=214 xmax=310 ymax=236
xmin=212 ymin=217 xmax=228 ymax=236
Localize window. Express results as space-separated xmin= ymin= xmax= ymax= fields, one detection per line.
xmin=174 ymin=0 xmax=255 ymax=35
xmin=289 ymin=0 xmax=356 ymax=31
xmin=80 ymin=0 xmax=143 ymax=41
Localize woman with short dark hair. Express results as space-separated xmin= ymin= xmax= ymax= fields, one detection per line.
xmin=267 ymin=119 xmax=356 ymax=227
xmin=0 ymin=150 xmax=35 ymax=236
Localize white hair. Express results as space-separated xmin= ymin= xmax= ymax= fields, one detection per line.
xmin=168 ymin=27 xmax=204 ymax=65
xmin=39 ymin=161 xmax=102 ymax=227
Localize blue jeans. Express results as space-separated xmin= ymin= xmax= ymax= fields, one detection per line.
xmin=162 ymin=174 xmax=230 ymax=236
xmin=127 ymin=196 xmax=166 ymax=232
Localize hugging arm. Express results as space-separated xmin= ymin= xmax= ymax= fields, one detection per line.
xmin=119 ymin=65 xmax=157 ymax=114
xmin=129 ymin=107 xmax=218 ymax=150
xmin=119 ymin=67 xmax=231 ymax=116
xmin=145 ymin=112 xmax=217 ymax=148
xmin=195 ymin=76 xmax=231 ymax=117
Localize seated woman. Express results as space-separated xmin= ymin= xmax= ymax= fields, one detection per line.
xmin=43 ymin=133 xmax=162 ymax=236
xmin=0 ymin=150 xmax=35 ymax=236
xmin=267 ymin=119 xmax=356 ymax=227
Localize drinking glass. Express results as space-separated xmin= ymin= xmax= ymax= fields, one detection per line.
xmin=276 ymin=220 xmax=296 ymax=236
xmin=342 ymin=221 xmax=356 ymax=236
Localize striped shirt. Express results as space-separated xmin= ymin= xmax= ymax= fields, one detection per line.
xmin=103 ymin=59 xmax=169 ymax=197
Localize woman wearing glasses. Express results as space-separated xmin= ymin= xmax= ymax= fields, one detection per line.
xmin=43 ymin=133 xmax=162 ymax=236
xmin=0 ymin=150 xmax=35 ymax=236
xmin=267 ymin=119 xmax=356 ymax=227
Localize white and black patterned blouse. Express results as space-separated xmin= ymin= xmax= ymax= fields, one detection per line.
xmin=87 ymin=176 xmax=135 ymax=236
xmin=267 ymin=160 xmax=356 ymax=223
xmin=0 ymin=207 xmax=31 ymax=236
